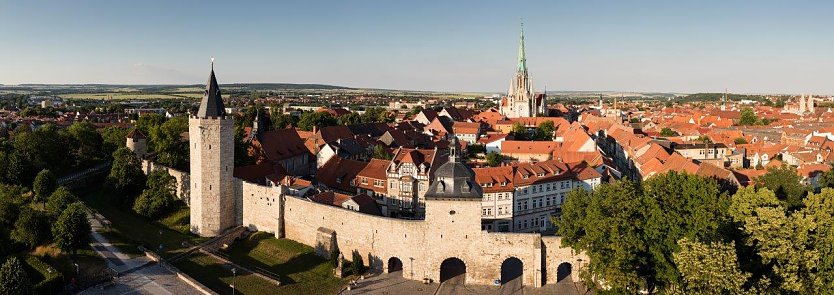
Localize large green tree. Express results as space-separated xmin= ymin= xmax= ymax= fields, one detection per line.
xmin=133 ymin=169 xmax=177 ymax=218
xmin=672 ymin=238 xmax=751 ymax=295
xmin=0 ymin=256 xmax=32 ymax=295
xmin=149 ymin=116 xmax=188 ymax=169
xmin=535 ymin=120 xmax=555 ymax=141
xmin=100 ymin=126 xmax=129 ymax=157
xmin=46 ymin=187 xmax=78 ymax=217
xmin=52 ymin=202 xmax=92 ymax=256
xmin=557 ymin=172 xmax=734 ymax=293
xmin=108 ymin=147 xmax=146 ymax=196
xmin=32 ymin=169 xmax=57 ymax=203
xmin=739 ymin=108 xmax=758 ymax=126
xmin=729 ymin=186 xmax=823 ymax=293
xmin=756 ymin=165 xmax=808 ymax=210
xmin=66 ymin=121 xmax=104 ymax=166
xmin=11 ymin=207 xmax=50 ymax=249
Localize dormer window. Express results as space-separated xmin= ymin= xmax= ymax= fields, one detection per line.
xmin=336 ymin=176 xmax=343 ymax=184
xmin=538 ymin=173 xmax=545 ymax=177
xmin=501 ymin=181 xmax=507 ymax=186
xmin=523 ymin=174 xmax=529 ymax=179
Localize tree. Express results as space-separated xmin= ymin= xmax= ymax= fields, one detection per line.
xmin=297 ymin=111 xmax=337 ymax=131
xmin=739 ymin=108 xmax=758 ymax=126
xmin=629 ymin=117 xmax=640 ymax=123
xmin=535 ymin=120 xmax=555 ymax=141
xmin=660 ymin=127 xmax=679 ymax=137
xmin=485 ymin=152 xmax=503 ymax=167
xmin=66 ymin=121 xmax=104 ymax=166
xmin=756 ymin=165 xmax=808 ymax=210
xmin=11 ymin=207 xmax=50 ymax=249
xmin=108 ymin=147 xmax=146 ymax=196
xmin=557 ymin=172 xmax=735 ymax=293
xmin=672 ymin=238 xmax=751 ymax=295
xmin=32 ymin=169 xmax=57 ymax=203
xmin=556 ymin=180 xmax=648 ymax=292
xmin=729 ymin=187 xmax=822 ymax=293
xmin=46 ymin=187 xmax=77 ymax=217
xmin=133 ymin=169 xmax=177 ymax=218
xmin=52 ymin=202 xmax=92 ymax=255
xmin=734 ymin=137 xmax=748 ymax=145
xmin=100 ymin=126 xmax=129 ymax=157
xmin=271 ymin=113 xmax=297 ymax=130
xmin=371 ymin=145 xmax=392 ymax=160
xmin=0 ymin=256 xmax=32 ymax=295
xmin=510 ymin=122 xmax=527 ymax=140
xmin=149 ymin=116 xmax=188 ymax=169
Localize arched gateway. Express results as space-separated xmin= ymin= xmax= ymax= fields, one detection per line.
xmin=440 ymin=257 xmax=467 ymax=284
xmin=387 ymin=257 xmax=403 ymax=275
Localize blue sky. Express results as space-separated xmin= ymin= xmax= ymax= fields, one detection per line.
xmin=1 ymin=1 xmax=833 ymax=94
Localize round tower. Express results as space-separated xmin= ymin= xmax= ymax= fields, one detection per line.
xmin=125 ymin=128 xmax=148 ymax=158
xmin=189 ymin=61 xmax=236 ymax=237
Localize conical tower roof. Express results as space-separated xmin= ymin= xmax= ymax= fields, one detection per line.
xmin=197 ymin=60 xmax=226 ymax=118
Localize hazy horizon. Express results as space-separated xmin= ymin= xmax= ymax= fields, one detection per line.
xmin=2 ymin=1 xmax=833 ymax=94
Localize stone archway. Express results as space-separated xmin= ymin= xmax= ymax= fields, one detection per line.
xmin=557 ymin=262 xmax=572 ymax=283
xmin=387 ymin=257 xmax=403 ymax=276
xmin=500 ymin=257 xmax=523 ymax=285
xmin=440 ymin=257 xmax=466 ymax=284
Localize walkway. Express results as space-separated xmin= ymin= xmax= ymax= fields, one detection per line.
xmin=344 ymin=271 xmax=592 ymax=295
xmin=81 ymin=210 xmax=207 ymax=295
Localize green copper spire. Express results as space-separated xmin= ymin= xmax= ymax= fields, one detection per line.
xmin=517 ymin=21 xmax=526 ymax=73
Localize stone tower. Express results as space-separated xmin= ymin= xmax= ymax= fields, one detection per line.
xmin=424 ymin=138 xmax=483 ymax=233
xmin=189 ymin=62 xmax=235 ymax=237
xmin=125 ymin=128 xmax=147 ymax=159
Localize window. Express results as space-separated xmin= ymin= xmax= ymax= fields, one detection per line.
xmin=374 ymin=179 xmax=384 ymax=187
xmin=501 ymin=181 xmax=507 ymax=186
xmin=523 ymin=200 xmax=528 ymax=210
xmin=361 ymin=177 xmax=368 ymax=185
xmin=390 ymin=180 xmax=396 ymax=189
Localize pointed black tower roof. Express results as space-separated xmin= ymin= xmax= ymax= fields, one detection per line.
xmin=197 ymin=60 xmax=226 ymax=118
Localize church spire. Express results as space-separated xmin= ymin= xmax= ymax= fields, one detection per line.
xmin=517 ymin=21 xmax=527 ymax=73
xmin=197 ymin=58 xmax=226 ymax=118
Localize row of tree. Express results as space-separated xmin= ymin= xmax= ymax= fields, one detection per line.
xmin=556 ymin=166 xmax=833 ymax=294
xmin=0 ymin=121 xmax=126 ymax=187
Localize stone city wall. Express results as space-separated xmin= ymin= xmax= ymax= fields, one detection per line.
xmin=282 ymin=195 xmax=581 ymax=287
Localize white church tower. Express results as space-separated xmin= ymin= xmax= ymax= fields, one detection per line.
xmin=189 ymin=61 xmax=236 ymax=237
xmin=500 ymin=22 xmax=545 ymax=118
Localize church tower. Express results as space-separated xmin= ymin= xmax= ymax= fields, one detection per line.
xmin=501 ymin=22 xmax=544 ymax=118
xmin=189 ymin=61 xmax=235 ymax=237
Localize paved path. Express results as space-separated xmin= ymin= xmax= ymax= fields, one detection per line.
xmin=81 ymin=211 xmax=206 ymax=295
xmin=344 ymin=272 xmax=592 ymax=295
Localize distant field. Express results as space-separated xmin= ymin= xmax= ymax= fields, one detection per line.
xmin=59 ymin=92 xmax=201 ymax=100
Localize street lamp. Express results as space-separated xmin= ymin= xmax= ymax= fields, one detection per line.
xmin=574 ymin=258 xmax=584 ymax=294
xmin=409 ymin=257 xmax=414 ymax=280
xmin=231 ymin=268 xmax=237 ymax=295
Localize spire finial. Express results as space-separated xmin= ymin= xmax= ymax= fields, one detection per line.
xmin=211 ymin=57 xmax=215 ymax=70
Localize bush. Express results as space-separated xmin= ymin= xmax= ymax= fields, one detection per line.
xmin=24 ymin=256 xmax=63 ymax=294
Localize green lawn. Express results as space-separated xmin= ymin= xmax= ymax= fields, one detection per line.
xmin=97 ymin=231 xmax=144 ymax=258
xmin=80 ymin=185 xmax=348 ymax=294
xmin=172 ymin=252 xmax=280 ymax=295
xmin=81 ymin=187 xmax=206 ymax=259
xmin=222 ymin=232 xmax=350 ymax=295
